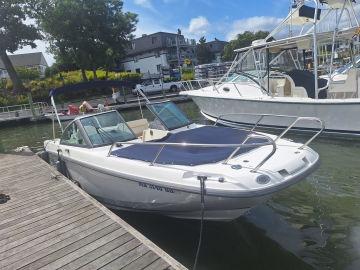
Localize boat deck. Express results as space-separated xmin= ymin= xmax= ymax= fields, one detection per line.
xmin=0 ymin=150 xmax=186 ymax=270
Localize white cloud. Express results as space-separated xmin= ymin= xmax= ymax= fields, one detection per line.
xmin=133 ymin=0 xmax=156 ymax=12
xmin=187 ymin=16 xmax=210 ymax=38
xmin=226 ymin=16 xmax=283 ymax=40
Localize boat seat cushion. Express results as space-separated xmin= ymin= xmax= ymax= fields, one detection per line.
xmin=126 ymin=118 xmax=149 ymax=137
xmin=111 ymin=126 xmax=268 ymax=166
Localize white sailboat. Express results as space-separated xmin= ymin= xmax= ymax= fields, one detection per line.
xmin=181 ymin=0 xmax=360 ymax=136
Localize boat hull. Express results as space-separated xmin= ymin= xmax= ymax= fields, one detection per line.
xmin=58 ymin=156 xmax=270 ymax=221
xmin=191 ymin=96 xmax=360 ymax=136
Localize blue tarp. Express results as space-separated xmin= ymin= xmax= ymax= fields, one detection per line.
xmin=111 ymin=126 xmax=268 ymax=166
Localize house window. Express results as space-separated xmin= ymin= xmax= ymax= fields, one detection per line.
xmin=156 ymin=64 xmax=161 ymax=73
xmin=135 ymin=68 xmax=141 ymax=73
xmin=152 ymin=37 xmax=157 ymax=44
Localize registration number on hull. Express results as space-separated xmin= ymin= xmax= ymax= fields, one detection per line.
xmin=138 ymin=182 xmax=175 ymax=193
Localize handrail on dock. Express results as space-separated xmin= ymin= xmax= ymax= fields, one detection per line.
xmin=0 ymin=102 xmax=49 ymax=121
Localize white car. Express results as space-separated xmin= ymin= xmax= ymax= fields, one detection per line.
xmin=132 ymin=78 xmax=182 ymax=95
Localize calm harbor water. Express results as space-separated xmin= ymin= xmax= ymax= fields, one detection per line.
xmin=0 ymin=101 xmax=359 ymax=270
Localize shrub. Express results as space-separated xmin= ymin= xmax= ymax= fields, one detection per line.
xmin=15 ymin=67 xmax=41 ymax=81
xmin=0 ymin=70 xmax=142 ymax=105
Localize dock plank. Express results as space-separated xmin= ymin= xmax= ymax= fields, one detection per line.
xmin=143 ymin=258 xmax=171 ymax=270
xmin=0 ymin=151 xmax=186 ymax=270
xmin=0 ymin=216 xmax=110 ymax=262
xmin=58 ymin=233 xmax=134 ymax=270
xmin=36 ymin=228 xmax=128 ymax=270
xmin=0 ymin=200 xmax=91 ymax=239
xmin=122 ymin=251 xmax=160 ymax=270
xmin=9 ymin=223 xmax=121 ymax=270
xmin=100 ymin=244 xmax=150 ymax=270
xmin=77 ymin=239 xmax=142 ymax=270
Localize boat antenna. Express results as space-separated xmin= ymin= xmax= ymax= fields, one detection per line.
xmin=50 ymin=92 xmax=63 ymax=133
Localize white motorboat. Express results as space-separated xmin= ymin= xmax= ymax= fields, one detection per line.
xmin=181 ymin=0 xmax=360 ymax=137
xmin=44 ymin=89 xmax=322 ymax=220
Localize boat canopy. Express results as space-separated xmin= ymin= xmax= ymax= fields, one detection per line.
xmin=49 ymin=80 xmax=138 ymax=97
xmin=234 ymin=26 xmax=358 ymax=53
xmin=111 ymin=126 xmax=267 ymax=166
xmin=321 ymin=0 xmax=357 ymax=9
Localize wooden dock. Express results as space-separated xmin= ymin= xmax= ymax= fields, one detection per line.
xmin=0 ymin=150 xmax=187 ymax=270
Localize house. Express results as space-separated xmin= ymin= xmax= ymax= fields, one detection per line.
xmin=119 ymin=31 xmax=197 ymax=75
xmin=0 ymin=52 xmax=48 ymax=79
xmin=204 ymin=39 xmax=228 ymax=63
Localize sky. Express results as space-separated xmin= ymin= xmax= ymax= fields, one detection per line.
xmin=13 ymin=0 xmax=294 ymax=66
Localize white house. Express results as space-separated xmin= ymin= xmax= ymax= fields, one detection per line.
xmin=119 ymin=32 xmax=196 ymax=75
xmin=0 ymin=52 xmax=48 ymax=79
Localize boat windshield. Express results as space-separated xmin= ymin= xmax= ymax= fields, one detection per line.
xmin=147 ymin=101 xmax=192 ymax=130
xmin=334 ymin=55 xmax=360 ymax=74
xmin=80 ymin=111 xmax=136 ymax=146
xmin=224 ymin=71 xmax=264 ymax=83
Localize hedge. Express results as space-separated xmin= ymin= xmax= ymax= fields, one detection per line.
xmin=0 ymin=70 xmax=141 ymax=106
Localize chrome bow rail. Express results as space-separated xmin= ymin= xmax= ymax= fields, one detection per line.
xmin=108 ymin=133 xmax=277 ymax=173
xmin=214 ymin=113 xmax=325 ymax=149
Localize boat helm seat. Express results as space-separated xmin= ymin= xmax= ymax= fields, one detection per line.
xmin=286 ymin=70 xmax=328 ymax=99
xmin=126 ymin=118 xmax=149 ymax=137
xmin=328 ymin=68 xmax=359 ymax=98
xmin=282 ymin=74 xmax=308 ymax=98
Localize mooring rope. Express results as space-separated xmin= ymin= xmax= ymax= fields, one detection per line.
xmin=193 ymin=176 xmax=207 ymax=270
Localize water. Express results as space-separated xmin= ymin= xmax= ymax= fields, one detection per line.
xmin=1 ymin=101 xmax=359 ymax=270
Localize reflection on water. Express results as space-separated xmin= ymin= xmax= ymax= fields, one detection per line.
xmin=0 ymin=101 xmax=359 ymax=270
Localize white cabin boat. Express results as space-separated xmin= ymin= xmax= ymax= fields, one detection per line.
xmin=181 ymin=0 xmax=360 ymax=136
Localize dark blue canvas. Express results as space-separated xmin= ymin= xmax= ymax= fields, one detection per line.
xmin=111 ymin=126 xmax=268 ymax=166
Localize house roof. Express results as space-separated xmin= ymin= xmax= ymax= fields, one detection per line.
xmin=0 ymin=52 xmax=48 ymax=69
xmin=204 ymin=40 xmax=228 ymax=53
xmin=125 ymin=32 xmax=196 ymax=57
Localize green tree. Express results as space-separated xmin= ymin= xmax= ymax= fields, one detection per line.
xmin=222 ymin=31 xmax=270 ymax=61
xmin=0 ymin=0 xmax=42 ymax=116
xmin=39 ymin=0 xmax=138 ymax=81
xmin=196 ymin=36 xmax=214 ymax=65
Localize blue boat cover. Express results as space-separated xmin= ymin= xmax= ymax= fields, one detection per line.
xmin=111 ymin=126 xmax=268 ymax=166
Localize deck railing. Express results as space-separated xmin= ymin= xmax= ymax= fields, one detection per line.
xmin=214 ymin=113 xmax=324 ymax=149
xmin=0 ymin=102 xmax=49 ymax=120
